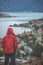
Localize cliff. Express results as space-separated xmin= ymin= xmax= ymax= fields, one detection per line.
xmin=9 ymin=18 xmax=43 ymax=27
xmin=0 ymin=13 xmax=14 ymax=18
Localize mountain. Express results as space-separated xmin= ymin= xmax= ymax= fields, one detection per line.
xmin=0 ymin=13 xmax=14 ymax=18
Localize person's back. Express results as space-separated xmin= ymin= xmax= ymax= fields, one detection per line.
xmin=2 ymin=28 xmax=18 ymax=65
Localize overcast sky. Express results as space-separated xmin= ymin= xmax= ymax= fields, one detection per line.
xmin=0 ymin=0 xmax=43 ymax=12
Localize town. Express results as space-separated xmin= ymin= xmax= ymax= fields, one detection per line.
xmin=0 ymin=18 xmax=43 ymax=65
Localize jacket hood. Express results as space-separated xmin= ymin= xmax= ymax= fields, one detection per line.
xmin=6 ymin=28 xmax=15 ymax=36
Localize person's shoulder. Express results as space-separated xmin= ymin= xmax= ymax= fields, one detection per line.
xmin=10 ymin=34 xmax=16 ymax=38
xmin=2 ymin=36 xmax=6 ymax=40
xmin=12 ymin=35 xmax=17 ymax=40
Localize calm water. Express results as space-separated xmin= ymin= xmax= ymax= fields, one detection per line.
xmin=0 ymin=12 xmax=43 ymax=38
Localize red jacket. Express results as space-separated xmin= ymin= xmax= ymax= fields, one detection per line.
xmin=2 ymin=28 xmax=18 ymax=54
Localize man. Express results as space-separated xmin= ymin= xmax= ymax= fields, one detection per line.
xmin=2 ymin=28 xmax=18 ymax=65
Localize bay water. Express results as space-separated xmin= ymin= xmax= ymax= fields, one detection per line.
xmin=0 ymin=12 xmax=43 ymax=38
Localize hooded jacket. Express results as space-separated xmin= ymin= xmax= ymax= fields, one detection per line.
xmin=2 ymin=28 xmax=18 ymax=54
